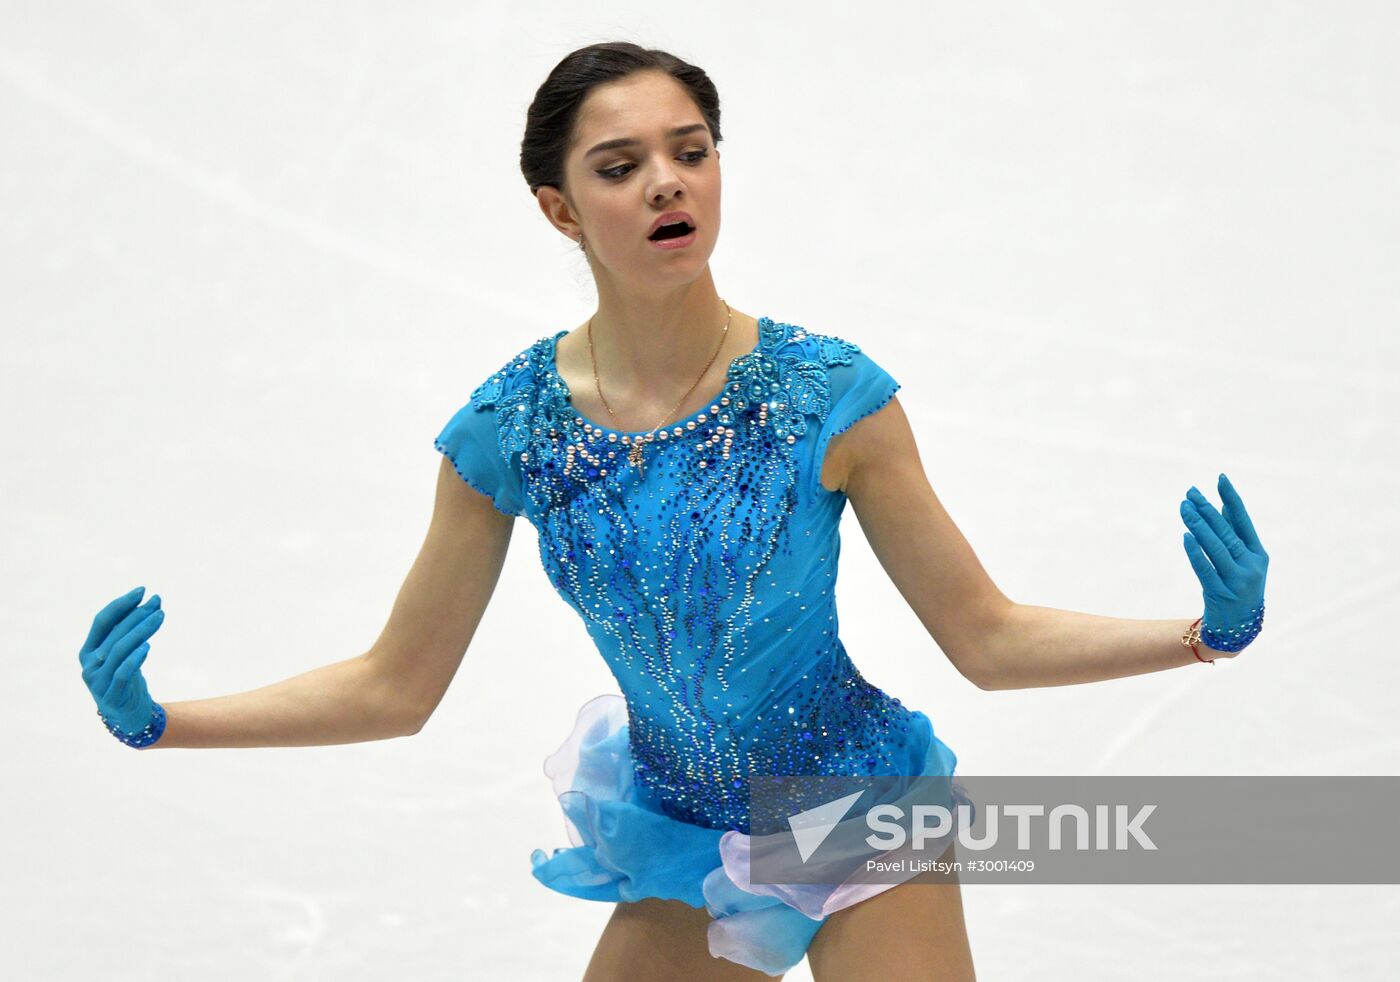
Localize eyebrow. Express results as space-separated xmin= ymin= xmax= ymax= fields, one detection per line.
xmin=585 ymin=123 xmax=710 ymax=157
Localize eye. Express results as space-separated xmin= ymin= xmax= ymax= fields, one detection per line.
xmin=598 ymin=148 xmax=710 ymax=180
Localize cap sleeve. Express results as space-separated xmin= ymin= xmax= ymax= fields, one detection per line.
xmin=434 ymin=347 xmax=538 ymax=516
xmin=434 ymin=400 xmax=525 ymax=516
xmin=810 ymin=344 xmax=901 ymax=497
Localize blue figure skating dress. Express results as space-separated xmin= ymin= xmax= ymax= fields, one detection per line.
xmin=434 ymin=316 xmax=971 ymax=976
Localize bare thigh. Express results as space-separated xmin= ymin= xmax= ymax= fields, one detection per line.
xmin=806 ymin=841 xmax=976 ymax=982
xmin=582 ymin=896 xmax=785 ymax=982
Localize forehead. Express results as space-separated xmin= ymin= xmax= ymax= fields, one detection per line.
xmin=573 ymin=71 xmax=700 ymax=140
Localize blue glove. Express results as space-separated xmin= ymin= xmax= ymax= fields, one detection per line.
xmin=1179 ymin=473 xmax=1269 ymax=654
xmin=80 ymin=586 xmax=165 ymax=739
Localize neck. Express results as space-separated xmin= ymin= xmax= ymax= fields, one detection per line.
xmin=587 ymin=274 xmax=735 ymax=389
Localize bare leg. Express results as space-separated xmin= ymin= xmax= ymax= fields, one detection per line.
xmin=582 ymin=896 xmax=786 ymax=982
xmin=806 ymin=841 xmax=976 ymax=982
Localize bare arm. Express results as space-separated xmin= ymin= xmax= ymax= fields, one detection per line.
xmin=363 ymin=456 xmax=515 ymax=728
xmin=825 ymin=395 xmax=1010 ymax=689
xmin=831 ymin=397 xmax=1223 ymax=692
xmin=969 ymin=604 xmax=1227 ymax=690
xmin=146 ymin=457 xmax=515 ymax=748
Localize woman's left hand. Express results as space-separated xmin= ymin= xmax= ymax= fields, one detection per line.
xmin=1179 ymin=473 xmax=1269 ymax=656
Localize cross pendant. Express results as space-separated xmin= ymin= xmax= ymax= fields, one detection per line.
xmin=628 ymin=441 xmax=645 ymax=474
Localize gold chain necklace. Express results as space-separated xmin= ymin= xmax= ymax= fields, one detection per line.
xmin=587 ymin=298 xmax=733 ymax=474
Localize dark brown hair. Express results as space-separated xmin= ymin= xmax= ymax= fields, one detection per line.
xmin=520 ymin=41 xmax=723 ymax=196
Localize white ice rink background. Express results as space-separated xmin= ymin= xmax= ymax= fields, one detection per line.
xmin=3 ymin=2 xmax=1397 ymax=979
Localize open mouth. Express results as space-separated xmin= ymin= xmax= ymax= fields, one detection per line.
xmin=648 ymin=220 xmax=695 ymax=241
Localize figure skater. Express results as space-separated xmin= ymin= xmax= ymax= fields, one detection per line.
xmin=79 ymin=41 xmax=1269 ymax=981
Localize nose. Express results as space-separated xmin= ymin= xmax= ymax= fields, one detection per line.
xmin=647 ymin=158 xmax=686 ymax=200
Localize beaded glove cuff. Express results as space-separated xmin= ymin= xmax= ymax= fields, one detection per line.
xmin=1202 ymin=601 xmax=1265 ymax=653
xmin=98 ymin=702 xmax=167 ymax=748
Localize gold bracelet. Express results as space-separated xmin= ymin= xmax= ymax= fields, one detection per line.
xmin=1181 ymin=616 xmax=1214 ymax=665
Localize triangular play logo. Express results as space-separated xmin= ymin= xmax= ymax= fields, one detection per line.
xmin=787 ymin=790 xmax=866 ymax=862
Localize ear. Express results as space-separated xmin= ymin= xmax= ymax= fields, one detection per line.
xmin=536 ymin=186 xmax=579 ymax=239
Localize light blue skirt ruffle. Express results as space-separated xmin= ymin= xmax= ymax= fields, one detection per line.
xmin=528 ymin=693 xmax=970 ymax=976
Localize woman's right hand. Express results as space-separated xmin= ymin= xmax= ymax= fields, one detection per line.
xmin=80 ymin=586 xmax=165 ymax=736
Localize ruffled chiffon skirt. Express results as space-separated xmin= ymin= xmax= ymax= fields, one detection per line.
xmin=528 ymin=693 xmax=974 ymax=976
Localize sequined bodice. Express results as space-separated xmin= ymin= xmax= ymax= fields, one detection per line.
xmin=437 ymin=317 xmax=918 ymax=833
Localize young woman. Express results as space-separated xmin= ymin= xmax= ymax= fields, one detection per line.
xmin=80 ymin=41 xmax=1269 ymax=981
